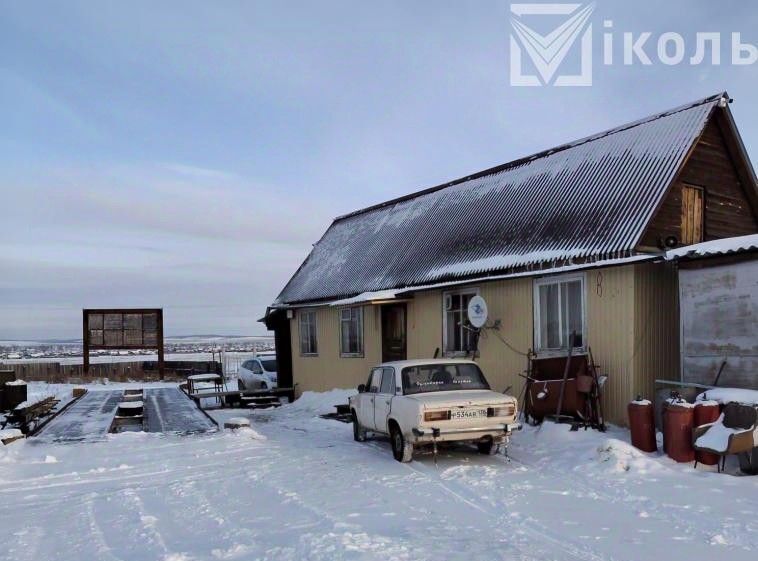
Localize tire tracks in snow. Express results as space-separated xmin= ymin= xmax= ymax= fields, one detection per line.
xmin=362 ymin=439 xmax=610 ymax=561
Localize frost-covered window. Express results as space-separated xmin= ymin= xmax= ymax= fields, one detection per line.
xmin=534 ymin=274 xmax=585 ymax=354
xmin=443 ymin=289 xmax=479 ymax=355
xmin=299 ymin=311 xmax=318 ymax=356
xmin=340 ymin=307 xmax=363 ymax=357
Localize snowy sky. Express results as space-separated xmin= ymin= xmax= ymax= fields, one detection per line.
xmin=1 ymin=1 xmax=756 ymax=339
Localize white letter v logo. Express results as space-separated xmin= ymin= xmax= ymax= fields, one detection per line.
xmin=511 ymin=3 xmax=595 ymax=84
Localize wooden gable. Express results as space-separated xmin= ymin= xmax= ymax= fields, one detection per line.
xmin=638 ymin=112 xmax=758 ymax=250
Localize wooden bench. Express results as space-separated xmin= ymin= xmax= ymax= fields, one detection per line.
xmin=2 ymin=396 xmax=59 ymax=434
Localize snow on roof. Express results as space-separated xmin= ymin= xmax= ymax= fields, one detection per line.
xmin=329 ymin=290 xmax=402 ymax=307
xmin=276 ymin=93 xmax=728 ymax=305
xmin=665 ymin=233 xmax=758 ymax=260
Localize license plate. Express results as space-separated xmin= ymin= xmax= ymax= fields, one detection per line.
xmin=450 ymin=408 xmax=487 ymax=420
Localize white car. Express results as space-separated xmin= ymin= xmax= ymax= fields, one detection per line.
xmin=237 ymin=354 xmax=278 ymax=391
xmin=349 ymin=359 xmax=520 ymax=462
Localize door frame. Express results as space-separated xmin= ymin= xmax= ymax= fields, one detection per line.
xmin=381 ymin=303 xmax=408 ymax=363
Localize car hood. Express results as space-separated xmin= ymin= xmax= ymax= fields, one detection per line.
xmin=405 ymin=390 xmax=516 ymax=409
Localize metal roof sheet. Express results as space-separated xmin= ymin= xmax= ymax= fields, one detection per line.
xmin=665 ymin=233 xmax=758 ymax=260
xmin=276 ymin=94 xmax=725 ymax=305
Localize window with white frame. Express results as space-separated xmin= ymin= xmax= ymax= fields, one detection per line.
xmin=443 ymin=288 xmax=479 ymax=355
xmin=533 ymin=274 xmax=585 ymax=353
xmin=340 ymin=307 xmax=363 ymax=357
xmin=299 ymin=310 xmax=318 ymax=355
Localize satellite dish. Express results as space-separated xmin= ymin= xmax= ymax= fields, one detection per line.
xmin=467 ymin=295 xmax=488 ymax=329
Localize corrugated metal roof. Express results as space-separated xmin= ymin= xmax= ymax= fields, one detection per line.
xmin=275 ymin=94 xmax=726 ymax=305
xmin=665 ymin=233 xmax=758 ymax=260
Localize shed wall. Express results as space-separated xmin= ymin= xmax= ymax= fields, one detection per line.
xmin=679 ymin=258 xmax=758 ymax=388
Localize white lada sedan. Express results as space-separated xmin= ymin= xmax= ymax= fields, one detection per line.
xmin=349 ymin=359 xmax=520 ymax=462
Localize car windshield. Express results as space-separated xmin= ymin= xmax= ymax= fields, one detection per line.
xmin=261 ymin=359 xmax=277 ymax=372
xmin=401 ymin=363 xmax=490 ymax=395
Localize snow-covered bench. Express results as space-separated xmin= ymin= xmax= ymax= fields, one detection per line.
xmin=2 ymin=396 xmax=59 ymax=434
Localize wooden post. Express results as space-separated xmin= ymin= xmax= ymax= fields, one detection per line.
xmin=83 ymin=309 xmax=90 ymax=375
xmin=157 ymin=309 xmax=165 ymax=380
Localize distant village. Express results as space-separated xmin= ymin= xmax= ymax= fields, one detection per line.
xmin=0 ymin=336 xmax=274 ymax=362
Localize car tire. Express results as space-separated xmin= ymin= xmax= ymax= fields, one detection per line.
xmin=390 ymin=423 xmax=413 ymax=462
xmin=477 ymin=437 xmax=500 ymax=456
xmin=352 ymin=412 xmax=367 ymax=442
xmin=237 ymin=379 xmax=246 ymax=391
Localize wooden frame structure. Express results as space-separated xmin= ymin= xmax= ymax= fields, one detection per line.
xmin=83 ymin=308 xmax=164 ymax=378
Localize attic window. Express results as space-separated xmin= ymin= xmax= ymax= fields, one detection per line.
xmin=681 ymin=185 xmax=704 ymax=245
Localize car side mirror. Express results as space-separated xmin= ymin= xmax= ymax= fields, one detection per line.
xmin=357 ymin=384 xmax=366 ymax=393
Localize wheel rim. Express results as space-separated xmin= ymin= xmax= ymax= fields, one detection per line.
xmin=393 ymin=431 xmax=402 ymax=451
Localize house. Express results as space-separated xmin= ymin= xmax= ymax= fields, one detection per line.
xmin=263 ymin=92 xmax=758 ymax=425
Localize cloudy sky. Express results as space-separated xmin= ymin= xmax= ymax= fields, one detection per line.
xmin=1 ymin=1 xmax=756 ymax=339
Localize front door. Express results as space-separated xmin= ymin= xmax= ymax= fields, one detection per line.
xmin=381 ymin=304 xmax=407 ymax=363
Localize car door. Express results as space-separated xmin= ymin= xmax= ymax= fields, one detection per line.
xmin=238 ymin=361 xmax=252 ymax=388
xmin=373 ymin=367 xmax=396 ymax=433
xmin=251 ymin=360 xmax=265 ymax=388
xmin=357 ymin=368 xmax=382 ymax=429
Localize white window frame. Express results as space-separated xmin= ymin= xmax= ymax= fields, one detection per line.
xmin=340 ymin=306 xmax=364 ymax=358
xmin=442 ymin=287 xmax=480 ymax=357
xmin=299 ymin=310 xmax=318 ymax=356
xmin=533 ymin=273 xmax=587 ymax=356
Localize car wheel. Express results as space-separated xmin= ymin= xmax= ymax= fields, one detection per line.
xmin=237 ymin=379 xmax=246 ymax=391
xmin=352 ymin=411 xmax=366 ymax=442
xmin=477 ymin=437 xmax=500 ymax=456
xmin=389 ymin=423 xmax=413 ymax=462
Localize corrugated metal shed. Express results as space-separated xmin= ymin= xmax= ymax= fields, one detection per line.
xmin=276 ymin=94 xmax=726 ymax=305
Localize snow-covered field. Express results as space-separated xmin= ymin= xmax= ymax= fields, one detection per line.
xmin=1 ymin=385 xmax=756 ymax=561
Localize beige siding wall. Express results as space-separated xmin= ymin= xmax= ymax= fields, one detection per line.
xmin=585 ymin=264 xmax=637 ymax=426
xmin=406 ymin=291 xmax=443 ymax=360
xmin=290 ymin=305 xmax=381 ymax=393
xmin=633 ymin=261 xmax=680 ymax=399
xmin=288 ymin=262 xmax=679 ymax=426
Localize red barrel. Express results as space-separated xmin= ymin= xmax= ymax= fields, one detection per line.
xmin=628 ymin=398 xmax=657 ymax=452
xmin=663 ymin=400 xmax=695 ymax=462
xmin=694 ymin=401 xmax=721 ymax=466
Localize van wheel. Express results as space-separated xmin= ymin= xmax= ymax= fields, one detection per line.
xmin=477 ymin=437 xmax=500 ymax=455
xmin=390 ymin=423 xmax=413 ymax=462
xmin=352 ymin=412 xmax=366 ymax=442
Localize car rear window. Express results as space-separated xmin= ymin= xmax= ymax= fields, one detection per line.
xmin=401 ymin=363 xmax=490 ymax=395
xmin=261 ymin=359 xmax=277 ymax=372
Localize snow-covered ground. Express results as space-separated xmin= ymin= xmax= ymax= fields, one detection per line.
xmin=0 ymin=386 xmax=756 ymax=561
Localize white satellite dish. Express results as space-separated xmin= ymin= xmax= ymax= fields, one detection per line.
xmin=467 ymin=295 xmax=488 ymax=329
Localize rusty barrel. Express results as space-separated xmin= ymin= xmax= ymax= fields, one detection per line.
xmin=663 ymin=400 xmax=695 ymax=462
xmin=628 ymin=398 xmax=657 ymax=452
xmin=694 ymin=400 xmax=721 ymax=466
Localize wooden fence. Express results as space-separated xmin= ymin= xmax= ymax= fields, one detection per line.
xmin=0 ymin=360 xmax=222 ymax=383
